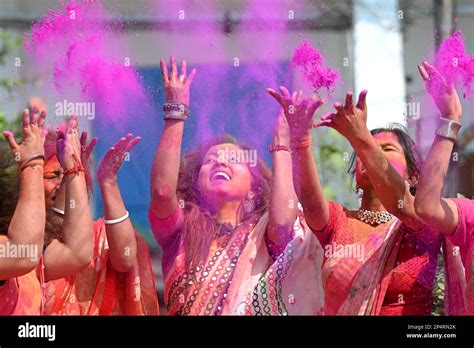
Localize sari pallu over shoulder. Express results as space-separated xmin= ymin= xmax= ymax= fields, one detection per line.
xmin=238 ymin=210 xmax=325 ymax=315
xmin=43 ymin=219 xmax=159 ymax=315
xmin=323 ymin=219 xmax=404 ymax=315
xmin=164 ymin=209 xmax=325 ymax=315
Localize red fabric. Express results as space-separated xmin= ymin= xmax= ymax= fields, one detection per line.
xmin=314 ymin=202 xmax=442 ymax=316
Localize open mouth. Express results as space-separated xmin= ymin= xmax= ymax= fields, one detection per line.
xmin=210 ymin=171 xmax=231 ymax=182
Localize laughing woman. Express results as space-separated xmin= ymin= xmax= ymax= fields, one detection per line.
xmin=0 ymin=109 xmax=46 ymax=315
xmin=149 ymin=58 xmax=324 ymax=315
xmin=43 ymin=121 xmax=158 ymax=315
xmin=269 ymin=86 xmax=444 ymax=315
xmin=415 ymin=62 xmax=473 ymax=315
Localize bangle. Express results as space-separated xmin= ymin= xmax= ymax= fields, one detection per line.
xmin=63 ymin=165 xmax=84 ymax=176
xmin=435 ymin=117 xmax=462 ymax=141
xmin=20 ymin=154 xmax=45 ymax=171
xmin=269 ymin=144 xmax=291 ymax=153
xmin=163 ymin=101 xmax=190 ymax=121
xmin=52 ymin=207 xmax=65 ymax=215
xmin=104 ymin=211 xmax=129 ymax=225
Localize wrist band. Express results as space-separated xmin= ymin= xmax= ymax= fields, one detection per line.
xmin=269 ymin=144 xmax=291 ymax=153
xmin=163 ymin=101 xmax=190 ymax=121
xmin=52 ymin=207 xmax=65 ymax=215
xmin=20 ymin=154 xmax=45 ymax=171
xmin=104 ymin=211 xmax=129 ymax=225
xmin=435 ymin=117 xmax=462 ymax=141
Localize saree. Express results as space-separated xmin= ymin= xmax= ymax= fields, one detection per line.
xmin=319 ymin=202 xmax=442 ymax=315
xmin=152 ymin=206 xmax=324 ymax=315
xmin=444 ymin=198 xmax=474 ymax=315
xmin=43 ymin=219 xmax=159 ymax=315
xmin=0 ymin=263 xmax=44 ymax=315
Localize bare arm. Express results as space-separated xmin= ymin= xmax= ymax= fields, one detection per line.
xmin=414 ymin=62 xmax=463 ymax=235
xmin=0 ymin=109 xmax=46 ymax=279
xmin=316 ymin=91 xmax=422 ymax=230
xmin=267 ymin=87 xmax=328 ymax=231
xmin=44 ymin=116 xmax=93 ymax=281
xmin=97 ymin=134 xmax=141 ymax=272
xmin=267 ymin=111 xmax=298 ymax=245
xmin=150 ymin=57 xmax=195 ymax=219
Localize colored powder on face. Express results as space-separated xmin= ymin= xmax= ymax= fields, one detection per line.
xmin=291 ymin=39 xmax=340 ymax=96
xmin=24 ymin=0 xmax=149 ymax=121
xmin=435 ymin=30 xmax=474 ymax=98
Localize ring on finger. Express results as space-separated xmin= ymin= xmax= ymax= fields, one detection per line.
xmin=179 ymin=75 xmax=185 ymax=82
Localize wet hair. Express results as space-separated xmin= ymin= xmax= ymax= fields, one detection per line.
xmin=347 ymin=123 xmax=423 ymax=194
xmin=177 ymin=134 xmax=271 ymax=267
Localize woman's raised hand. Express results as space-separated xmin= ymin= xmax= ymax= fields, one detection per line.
xmin=160 ymin=56 xmax=196 ymax=106
xmin=267 ymin=86 xmax=323 ymax=143
xmin=3 ymin=107 xmax=47 ymax=167
xmin=57 ymin=116 xmax=83 ymax=171
xmin=418 ymin=61 xmax=462 ymax=121
xmin=97 ymin=134 xmax=141 ymax=185
xmin=314 ymin=90 xmax=369 ymax=143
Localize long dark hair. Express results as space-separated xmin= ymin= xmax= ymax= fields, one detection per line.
xmin=347 ymin=123 xmax=423 ymax=194
xmin=177 ymin=134 xmax=271 ymax=267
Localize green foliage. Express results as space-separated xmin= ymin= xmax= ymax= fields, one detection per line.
xmin=312 ymin=127 xmax=357 ymax=209
xmin=431 ymin=247 xmax=445 ymax=316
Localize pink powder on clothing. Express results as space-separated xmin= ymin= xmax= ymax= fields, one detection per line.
xmin=435 ymin=30 xmax=474 ymax=98
xmin=291 ymin=39 xmax=340 ymax=96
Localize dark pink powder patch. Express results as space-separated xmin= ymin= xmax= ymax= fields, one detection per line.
xmin=291 ymin=39 xmax=340 ymax=96
xmin=435 ymin=30 xmax=474 ymax=98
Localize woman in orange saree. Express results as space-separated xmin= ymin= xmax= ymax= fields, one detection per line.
xmin=269 ymin=83 xmax=445 ymax=315
xmin=415 ymin=61 xmax=473 ymax=315
xmin=42 ymin=120 xmax=158 ymax=315
xmin=0 ymin=108 xmax=47 ymax=315
xmin=149 ymin=58 xmax=324 ymax=315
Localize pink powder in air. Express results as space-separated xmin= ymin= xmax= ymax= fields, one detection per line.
xmin=434 ymin=30 xmax=474 ymax=98
xmin=24 ymin=0 xmax=148 ymax=121
xmin=291 ymin=39 xmax=340 ymax=96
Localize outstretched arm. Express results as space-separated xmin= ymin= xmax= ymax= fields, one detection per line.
xmin=150 ymin=57 xmax=196 ymax=221
xmin=267 ymin=109 xmax=298 ymax=245
xmin=315 ymin=91 xmax=423 ymax=230
xmin=267 ymin=87 xmax=328 ymax=231
xmin=97 ymin=134 xmax=141 ymax=272
xmin=414 ymin=62 xmax=463 ymax=235
xmin=0 ymin=108 xmax=46 ymax=280
xmin=44 ymin=116 xmax=93 ymax=281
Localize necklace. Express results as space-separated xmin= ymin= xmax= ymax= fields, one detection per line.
xmin=357 ymin=208 xmax=395 ymax=225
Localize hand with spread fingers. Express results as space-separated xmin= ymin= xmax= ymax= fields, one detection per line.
xmin=97 ymin=134 xmax=141 ymax=185
xmin=418 ymin=61 xmax=462 ymax=121
xmin=160 ymin=56 xmax=196 ymax=106
xmin=267 ymin=86 xmax=323 ymax=145
xmin=3 ymin=107 xmax=47 ymax=169
xmin=314 ymin=90 xmax=369 ymax=144
xmin=56 ymin=116 xmax=83 ymax=171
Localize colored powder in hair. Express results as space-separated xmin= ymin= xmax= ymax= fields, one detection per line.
xmin=24 ymin=0 xmax=148 ymax=120
xmin=291 ymin=39 xmax=340 ymax=96
xmin=435 ymin=30 xmax=474 ymax=98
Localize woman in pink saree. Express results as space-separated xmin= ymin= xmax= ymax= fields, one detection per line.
xmin=0 ymin=108 xmax=47 ymax=315
xmin=149 ymin=57 xmax=324 ymax=315
xmin=415 ymin=61 xmax=473 ymax=315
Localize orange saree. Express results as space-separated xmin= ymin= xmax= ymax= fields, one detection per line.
xmin=0 ymin=267 xmax=43 ymax=315
xmin=43 ymin=219 xmax=159 ymax=315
